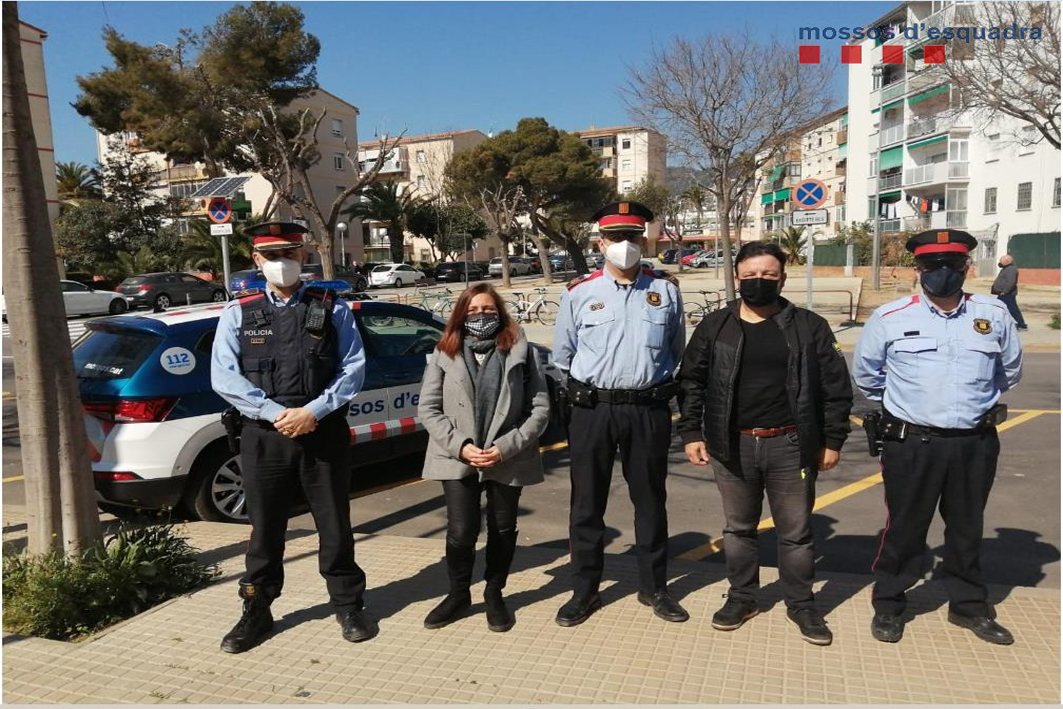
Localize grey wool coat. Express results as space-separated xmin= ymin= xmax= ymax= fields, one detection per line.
xmin=417 ymin=331 xmax=550 ymax=485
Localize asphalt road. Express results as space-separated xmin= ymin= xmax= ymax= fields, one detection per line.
xmin=3 ymin=298 xmax=1058 ymax=591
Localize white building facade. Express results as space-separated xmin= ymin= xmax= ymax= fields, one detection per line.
xmin=846 ymin=1 xmax=1060 ymax=276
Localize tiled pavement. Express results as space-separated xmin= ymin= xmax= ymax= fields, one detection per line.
xmin=2 ymin=521 xmax=1060 ymax=704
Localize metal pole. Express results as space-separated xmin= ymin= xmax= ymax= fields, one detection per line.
xmin=805 ymin=233 xmax=815 ymax=310
xmin=872 ymin=167 xmax=882 ymax=290
xmin=221 ymin=234 xmax=232 ymax=294
xmin=339 ymin=227 xmax=346 ymax=267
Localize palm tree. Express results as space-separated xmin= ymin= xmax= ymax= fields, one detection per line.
xmin=178 ymin=218 xmax=254 ymax=275
xmin=341 ymin=181 xmax=421 ymax=263
xmin=55 ymin=161 xmax=101 ymax=205
xmin=779 ymin=226 xmax=807 ymax=265
xmin=681 ymin=183 xmax=706 ymax=228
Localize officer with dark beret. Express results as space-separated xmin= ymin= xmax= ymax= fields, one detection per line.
xmin=552 ymin=201 xmax=689 ymax=627
xmin=211 ymin=221 xmax=373 ymax=652
xmin=853 ymin=229 xmax=1023 ymax=645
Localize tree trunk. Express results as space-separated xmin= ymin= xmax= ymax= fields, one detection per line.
xmin=530 ymin=222 xmax=553 ymax=284
xmin=388 ymin=223 xmax=404 ymax=263
xmin=3 ymin=1 xmax=101 ymax=555
xmin=716 ymin=182 xmax=737 ymax=301
xmin=307 ymin=211 xmax=335 ymax=280
xmin=499 ymin=235 xmax=512 ymax=289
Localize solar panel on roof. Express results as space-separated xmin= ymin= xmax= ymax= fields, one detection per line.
xmin=188 ymin=176 xmax=250 ymax=199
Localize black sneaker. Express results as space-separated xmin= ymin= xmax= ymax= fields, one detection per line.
xmin=871 ymin=612 xmax=905 ymax=643
xmin=220 ymin=600 xmax=273 ymax=653
xmin=786 ymin=607 xmax=833 ymax=646
xmin=711 ymin=595 xmax=759 ymax=631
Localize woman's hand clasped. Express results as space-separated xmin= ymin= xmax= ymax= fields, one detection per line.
xmin=460 ymin=443 xmax=502 ymax=468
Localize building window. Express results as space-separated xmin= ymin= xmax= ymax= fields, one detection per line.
xmin=1017 ymin=182 xmax=1032 ymax=211
xmin=985 ymin=133 xmax=1001 ymax=162
xmin=331 ymin=119 xmax=343 ymax=137
xmin=333 ymin=153 xmax=345 ymax=171
xmin=417 ymin=175 xmax=426 ymax=190
xmin=621 ymin=159 xmax=631 ymax=171
xmin=416 ymin=150 xmax=426 ymax=163
xmin=788 ymin=163 xmax=801 ymax=177
xmin=984 ymin=187 xmax=996 ymax=214
xmin=621 ymin=179 xmax=633 ymax=193
xmin=869 ymin=156 xmax=878 ymax=177
xmin=1018 ymin=125 xmax=1037 ymax=156
xmin=622 ymin=139 xmax=631 ymax=149
xmin=1054 ymin=178 xmax=1061 ymax=208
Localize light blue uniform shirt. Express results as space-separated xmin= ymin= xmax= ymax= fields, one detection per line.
xmin=211 ymin=284 xmax=366 ymax=423
xmin=852 ymin=292 xmax=1022 ymax=429
xmin=552 ymin=268 xmax=685 ymax=390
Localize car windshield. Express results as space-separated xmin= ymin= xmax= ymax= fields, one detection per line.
xmin=372 ymin=265 xmax=393 ymax=272
xmin=72 ymin=327 xmax=162 ymax=381
xmin=490 ymin=258 xmax=503 ymax=264
xmin=120 ymin=276 xmax=148 ymax=286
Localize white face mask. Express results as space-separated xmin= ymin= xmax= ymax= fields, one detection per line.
xmin=604 ymin=239 xmax=642 ymax=270
xmin=260 ymin=257 xmax=301 ymax=288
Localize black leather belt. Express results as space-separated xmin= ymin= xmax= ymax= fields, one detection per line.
xmin=570 ymin=379 xmax=677 ymax=407
xmin=882 ymin=415 xmax=984 ymax=440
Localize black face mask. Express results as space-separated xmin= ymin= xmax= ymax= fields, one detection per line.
xmin=920 ymin=267 xmax=966 ymax=297
xmin=739 ymin=278 xmax=781 ymax=307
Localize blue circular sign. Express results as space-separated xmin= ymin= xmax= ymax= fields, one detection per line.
xmin=791 ymin=179 xmax=828 ymax=210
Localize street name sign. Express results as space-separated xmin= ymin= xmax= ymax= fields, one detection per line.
xmin=210 ymin=223 xmax=234 ymax=236
xmin=791 ymin=209 xmax=828 ymax=226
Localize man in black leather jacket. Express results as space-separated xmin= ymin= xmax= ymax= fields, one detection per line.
xmin=676 ymin=241 xmax=852 ymax=645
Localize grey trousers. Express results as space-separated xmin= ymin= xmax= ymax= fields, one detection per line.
xmin=710 ymin=432 xmax=817 ymax=609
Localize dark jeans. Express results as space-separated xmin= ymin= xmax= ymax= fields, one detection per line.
xmin=997 ymin=292 xmax=1027 ymax=328
xmin=711 ymin=432 xmax=817 ymax=610
xmin=239 ymin=413 xmax=366 ymax=609
xmin=872 ymin=429 xmax=999 ymax=618
xmin=568 ymin=402 xmax=672 ymax=597
xmin=441 ymin=476 xmax=522 ymax=547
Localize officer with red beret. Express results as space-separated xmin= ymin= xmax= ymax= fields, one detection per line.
xmin=853 ymin=229 xmax=1023 ymax=645
xmin=211 ymin=221 xmax=373 ymax=652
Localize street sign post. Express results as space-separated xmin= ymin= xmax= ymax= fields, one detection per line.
xmin=791 ymin=178 xmax=828 ymax=210
xmin=206 ymin=198 xmax=233 ymax=291
xmin=791 ymin=208 xmax=829 ymax=226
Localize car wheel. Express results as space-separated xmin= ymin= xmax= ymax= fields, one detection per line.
xmin=154 ymin=293 xmax=172 ymax=309
xmin=108 ymin=298 xmax=128 ymax=315
xmin=394 ymin=278 xmax=404 ymax=288
xmin=184 ymin=440 xmax=249 ymax=523
xmin=211 ymin=289 xmax=227 ymax=303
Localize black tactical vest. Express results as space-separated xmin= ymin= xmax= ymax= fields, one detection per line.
xmin=238 ymin=288 xmax=340 ymax=409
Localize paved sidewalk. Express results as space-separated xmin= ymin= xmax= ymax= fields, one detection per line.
xmin=3 ymin=521 xmax=1059 ymax=704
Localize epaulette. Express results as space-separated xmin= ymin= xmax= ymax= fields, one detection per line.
xmin=641 ymin=266 xmax=679 ymax=288
xmin=566 ymin=274 xmax=590 ymax=290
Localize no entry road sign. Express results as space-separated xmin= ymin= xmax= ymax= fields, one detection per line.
xmin=207 ymin=197 xmax=232 ymax=224
xmin=791 ymin=178 xmax=828 ymax=210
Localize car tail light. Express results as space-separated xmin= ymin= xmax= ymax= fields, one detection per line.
xmin=93 ymin=471 xmax=141 ymax=482
xmin=83 ymin=397 xmax=177 ymax=423
xmin=138 ymin=286 xmax=151 ymax=293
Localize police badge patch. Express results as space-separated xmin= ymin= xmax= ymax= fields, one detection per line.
xmin=973 ymin=318 xmax=992 ymax=334
xmin=589 ymin=302 xmax=605 ymax=311
xmin=647 ymin=292 xmax=661 ymax=306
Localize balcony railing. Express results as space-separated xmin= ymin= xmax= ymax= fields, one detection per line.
xmin=880 ymin=173 xmax=903 ymax=190
xmin=835 ymin=128 xmax=848 ymax=145
xmin=948 ymin=161 xmax=969 ymax=179
xmin=880 ymin=79 xmax=907 ymax=104
xmin=908 ymin=67 xmax=947 ymax=94
xmin=878 ymin=218 xmax=901 ymax=233
xmin=905 ymin=162 xmax=946 ymax=186
xmin=903 ymin=212 xmax=948 ymax=231
xmin=879 ymin=124 xmax=906 ymax=147
xmin=946 ymin=211 xmax=967 ymax=228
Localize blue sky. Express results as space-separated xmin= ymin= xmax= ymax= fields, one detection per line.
xmin=19 ymin=1 xmax=894 ymax=167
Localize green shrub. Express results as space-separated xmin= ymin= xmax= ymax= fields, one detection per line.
xmin=3 ymin=525 xmax=218 ymax=640
xmin=1050 ymin=312 xmax=1060 ymax=330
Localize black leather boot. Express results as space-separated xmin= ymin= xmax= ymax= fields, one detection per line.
xmin=424 ymin=543 xmax=474 ymax=629
xmin=484 ymin=529 xmax=518 ymax=632
xmin=220 ymin=590 xmax=273 ymax=653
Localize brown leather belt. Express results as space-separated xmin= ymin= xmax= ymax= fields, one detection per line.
xmin=739 ymin=425 xmax=798 ymax=438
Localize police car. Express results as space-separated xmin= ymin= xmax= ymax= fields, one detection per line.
xmin=73 ymin=295 xmax=562 ymax=523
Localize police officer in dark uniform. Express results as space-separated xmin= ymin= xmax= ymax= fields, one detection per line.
xmin=211 ymin=222 xmax=372 ymax=652
xmin=552 ymin=201 xmax=688 ymax=626
xmin=854 ymin=229 xmax=1023 ymax=645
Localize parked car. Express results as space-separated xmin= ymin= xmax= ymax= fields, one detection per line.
xmin=662 ymin=248 xmax=699 ymax=264
xmin=587 ymin=254 xmax=606 ymax=270
xmin=527 ymin=257 xmax=543 ymax=274
xmin=435 ymin=261 xmax=487 ymax=282
xmin=74 ymin=300 xmax=563 ymax=522
xmin=548 ymin=254 xmax=575 ymax=272
xmin=1 ymin=280 xmax=129 ymax=322
xmin=488 ymin=256 xmax=533 ymax=278
xmin=300 ymin=263 xmax=369 ymax=292
xmin=116 ymin=272 xmax=228 ymax=310
xmin=228 ymin=269 xmax=263 ymax=295
xmin=691 ymin=250 xmax=727 ymax=268
xmin=368 ymin=263 xmax=425 ymax=288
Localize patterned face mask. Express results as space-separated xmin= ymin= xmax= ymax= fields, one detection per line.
xmin=464 ymin=313 xmax=501 ymax=339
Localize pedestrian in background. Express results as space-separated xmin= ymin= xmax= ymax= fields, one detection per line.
xmin=676 ymin=241 xmax=852 ymax=646
xmin=552 ymin=201 xmax=688 ymax=627
xmin=417 ymin=283 xmax=550 ymax=632
xmin=853 ymin=229 xmax=1023 ymax=645
xmin=211 ymin=222 xmax=373 ymax=653
xmin=990 ymin=254 xmax=1028 ymax=330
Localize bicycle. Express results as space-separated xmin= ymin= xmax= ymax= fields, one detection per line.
xmin=505 ymin=287 xmax=560 ymax=325
xmin=412 ymin=286 xmax=455 ymax=318
xmin=683 ymin=289 xmax=726 ymax=326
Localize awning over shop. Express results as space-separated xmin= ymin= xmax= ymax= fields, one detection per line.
xmin=907 ymin=134 xmax=948 ymax=150
xmin=773 ymin=188 xmax=790 ymax=201
xmin=761 ymin=192 xmax=774 ymax=205
xmin=879 ymin=146 xmax=903 ymax=170
xmin=908 ymin=84 xmax=950 ymax=105
xmin=880 ymin=190 xmax=902 ymax=200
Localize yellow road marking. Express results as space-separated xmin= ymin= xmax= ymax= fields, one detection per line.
xmin=678 ymin=409 xmax=1047 ymax=562
xmin=3 ymin=475 xmax=23 ymax=483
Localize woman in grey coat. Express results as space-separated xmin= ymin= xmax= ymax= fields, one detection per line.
xmin=417 ymin=283 xmax=550 ymax=632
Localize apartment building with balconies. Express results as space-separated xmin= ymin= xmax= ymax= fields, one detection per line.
xmin=95 ymin=88 xmax=366 ymax=264
xmin=846 ymin=1 xmax=1060 ymax=275
xmin=355 ymin=129 xmax=489 ymax=263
